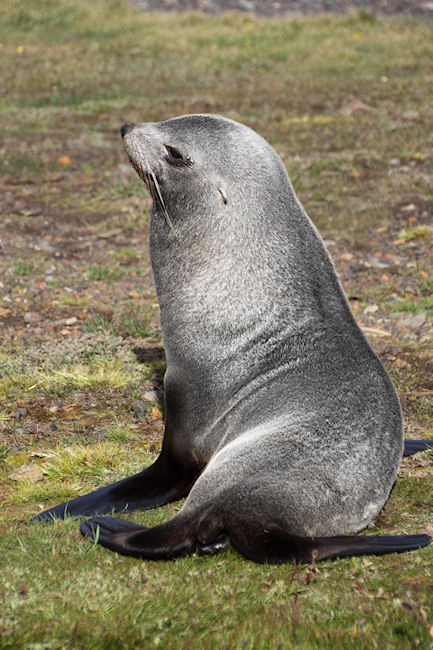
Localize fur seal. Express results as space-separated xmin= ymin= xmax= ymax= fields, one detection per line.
xmin=33 ymin=115 xmax=432 ymax=563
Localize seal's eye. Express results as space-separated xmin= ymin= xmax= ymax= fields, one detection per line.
xmin=165 ymin=145 xmax=184 ymax=160
xmin=164 ymin=144 xmax=193 ymax=167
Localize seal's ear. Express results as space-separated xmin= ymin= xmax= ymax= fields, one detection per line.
xmin=218 ymin=185 xmax=227 ymax=205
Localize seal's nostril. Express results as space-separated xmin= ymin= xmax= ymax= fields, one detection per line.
xmin=120 ymin=123 xmax=134 ymax=138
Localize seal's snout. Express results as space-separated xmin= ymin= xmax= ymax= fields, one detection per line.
xmin=120 ymin=123 xmax=135 ymax=138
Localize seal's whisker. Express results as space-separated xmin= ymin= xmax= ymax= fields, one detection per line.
xmin=150 ymin=171 xmax=177 ymax=239
xmin=142 ymin=151 xmax=178 ymax=242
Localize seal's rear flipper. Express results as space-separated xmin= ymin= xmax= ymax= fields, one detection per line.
xmin=229 ymin=522 xmax=432 ymax=564
xmin=403 ymin=439 xmax=433 ymax=456
xmin=32 ymin=455 xmax=196 ymax=523
xmin=80 ymin=513 xmax=431 ymax=564
xmin=309 ymin=533 xmax=432 ymax=561
xmin=80 ymin=515 xmax=198 ymax=559
xmin=80 ymin=515 xmax=229 ymax=559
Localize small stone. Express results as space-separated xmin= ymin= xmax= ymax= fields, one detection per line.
xmin=366 ymin=257 xmax=389 ymax=269
xmin=96 ymin=229 xmax=123 ymax=239
xmin=132 ymin=399 xmax=147 ymax=417
xmin=50 ymin=423 xmax=58 ymax=431
xmin=142 ymin=391 xmax=159 ymax=403
xmin=9 ymin=463 xmax=44 ymax=483
xmin=401 ymin=203 xmax=416 ymax=212
xmin=419 ymin=329 xmax=433 ymax=343
xmin=364 ymin=305 xmax=379 ymax=315
xmin=340 ymin=252 xmax=354 ymax=262
xmin=34 ymin=240 xmax=54 ymax=253
xmin=18 ymin=208 xmax=42 ymax=217
xmin=397 ymin=312 xmax=427 ymax=330
xmin=339 ymin=100 xmax=370 ymax=116
xmin=24 ymin=311 xmax=42 ymax=323
xmin=64 ymin=317 xmax=78 ymax=326
xmin=27 ymin=422 xmax=39 ymax=435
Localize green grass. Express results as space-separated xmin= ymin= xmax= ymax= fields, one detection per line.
xmin=390 ymin=295 xmax=433 ymax=315
xmin=58 ymin=294 xmax=90 ymax=308
xmin=104 ymin=424 xmax=135 ymax=442
xmin=0 ymin=1 xmax=432 ymax=648
xmin=9 ymin=258 xmax=44 ymax=277
xmin=401 ymin=225 xmax=433 ymax=242
xmin=84 ymin=263 xmax=129 ymax=282
xmin=84 ymin=309 xmax=157 ymax=338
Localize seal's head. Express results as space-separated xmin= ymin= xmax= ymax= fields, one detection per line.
xmin=120 ymin=114 xmax=292 ymax=243
xmin=119 ymin=113 xmax=335 ymax=351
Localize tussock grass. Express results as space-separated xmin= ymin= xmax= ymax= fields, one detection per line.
xmin=0 ymin=354 xmax=146 ymax=399
xmin=401 ymin=225 xmax=433 ymax=242
xmin=58 ymin=294 xmax=90 ymax=308
xmin=104 ymin=424 xmax=135 ymax=442
xmin=7 ymin=441 xmax=154 ymax=505
xmin=47 ymin=361 xmax=133 ymax=391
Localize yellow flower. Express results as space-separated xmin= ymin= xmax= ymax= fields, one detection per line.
xmin=16 ymin=45 xmax=24 ymax=53
xmin=58 ymin=155 xmax=72 ymax=166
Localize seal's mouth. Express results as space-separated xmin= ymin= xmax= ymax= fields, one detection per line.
xmin=122 ymin=133 xmax=156 ymax=189
xmin=122 ymin=134 xmax=177 ymax=239
xmin=128 ymin=157 xmax=155 ymax=190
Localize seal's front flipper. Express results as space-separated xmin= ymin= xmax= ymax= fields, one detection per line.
xmin=32 ymin=455 xmax=196 ymax=523
xmin=80 ymin=515 xmax=198 ymax=559
xmin=403 ymin=439 xmax=433 ymax=456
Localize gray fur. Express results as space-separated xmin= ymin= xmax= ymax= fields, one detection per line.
xmin=123 ymin=114 xmax=403 ymax=539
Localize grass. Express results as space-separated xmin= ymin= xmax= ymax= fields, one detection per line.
xmin=110 ymin=248 xmax=139 ymax=264
xmin=0 ymin=1 xmax=432 ymax=648
xmin=390 ymin=296 xmax=433 ymax=315
xmin=84 ymin=263 xmax=130 ymax=282
xmin=1 ymin=3 xmax=432 ymax=236
xmin=84 ymin=309 xmax=157 ymax=338
xmin=0 ymin=358 xmax=145 ymax=400
xmin=401 ymin=225 xmax=433 ymax=242
xmin=8 ymin=259 xmax=44 ymax=277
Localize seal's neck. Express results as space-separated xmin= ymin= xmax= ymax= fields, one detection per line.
xmin=149 ymin=189 xmax=352 ymax=372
